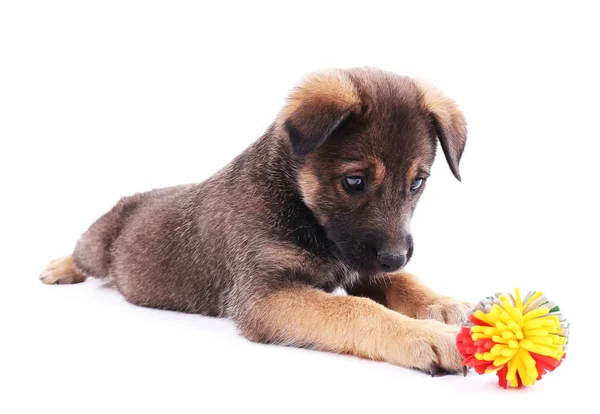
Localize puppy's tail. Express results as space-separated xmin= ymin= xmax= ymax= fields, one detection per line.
xmin=39 ymin=255 xmax=87 ymax=285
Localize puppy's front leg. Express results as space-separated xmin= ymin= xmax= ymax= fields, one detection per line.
xmin=352 ymin=271 xmax=472 ymax=325
xmin=239 ymin=287 xmax=464 ymax=375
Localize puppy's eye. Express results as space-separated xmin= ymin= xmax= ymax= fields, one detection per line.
xmin=410 ymin=178 xmax=424 ymax=191
xmin=342 ymin=176 xmax=365 ymax=192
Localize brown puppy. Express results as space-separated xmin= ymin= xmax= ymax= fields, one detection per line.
xmin=40 ymin=67 xmax=471 ymax=375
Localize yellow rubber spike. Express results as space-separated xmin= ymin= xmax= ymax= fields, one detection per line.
xmin=502 ymin=331 xmax=516 ymax=340
xmin=483 ymin=352 xmax=496 ymax=361
xmin=515 ymin=350 xmax=534 ymax=386
xmin=506 ymin=359 xmax=518 ymax=381
xmin=484 ymin=327 xmax=500 ymax=336
xmin=492 ymin=336 xmax=508 ymax=344
xmin=523 ymin=307 xmax=550 ymax=322
xmin=532 ymin=344 xmax=552 ymax=356
xmin=501 ymin=298 xmax=524 ymax=326
xmin=523 ymin=354 xmax=537 ymax=369
xmin=487 ymin=306 xmax=502 ymax=324
xmin=554 ymin=336 xmax=567 ymax=345
xmin=525 ymin=362 xmax=538 ymax=382
xmin=528 ymin=336 xmax=553 ymax=345
xmin=523 ymin=319 xmax=543 ymax=330
xmin=474 ymin=310 xmax=492 ymax=325
xmin=471 ymin=326 xmax=488 ymax=333
xmin=543 ymin=343 xmax=563 ymax=352
xmin=523 ymin=329 xmax=550 ymax=337
xmin=501 ymin=347 xmax=518 ymax=357
xmin=507 ymin=321 xmax=524 ymax=339
xmin=490 ymin=344 xmax=504 ymax=355
xmin=520 ymin=339 xmax=534 ymax=351
xmin=493 ymin=355 xmax=513 ymax=367
xmin=515 ymin=288 xmax=523 ymax=310
xmin=514 ymin=355 xmax=526 ymax=383
xmin=538 ymin=317 xmax=560 ymax=325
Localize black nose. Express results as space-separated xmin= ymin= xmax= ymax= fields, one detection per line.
xmin=377 ymin=252 xmax=407 ymax=272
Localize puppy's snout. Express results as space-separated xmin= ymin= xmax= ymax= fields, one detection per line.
xmin=376 ymin=251 xmax=407 ymax=273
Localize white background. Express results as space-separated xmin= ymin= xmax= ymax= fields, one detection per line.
xmin=1 ymin=1 xmax=598 ymax=413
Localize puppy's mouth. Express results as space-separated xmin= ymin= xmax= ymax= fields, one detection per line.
xmin=329 ymin=238 xmax=380 ymax=274
xmin=327 ymin=232 xmax=415 ymax=276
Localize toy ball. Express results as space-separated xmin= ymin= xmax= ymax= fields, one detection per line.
xmin=456 ymin=288 xmax=569 ymax=389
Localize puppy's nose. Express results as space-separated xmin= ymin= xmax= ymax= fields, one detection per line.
xmin=377 ymin=252 xmax=407 ymax=273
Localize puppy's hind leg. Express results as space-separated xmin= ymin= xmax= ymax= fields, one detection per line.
xmin=40 ymin=256 xmax=87 ymax=285
xmin=40 ymin=193 xmax=145 ymax=286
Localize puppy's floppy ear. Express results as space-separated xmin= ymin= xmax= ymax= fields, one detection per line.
xmin=418 ymin=81 xmax=467 ymax=181
xmin=279 ymin=70 xmax=362 ymax=157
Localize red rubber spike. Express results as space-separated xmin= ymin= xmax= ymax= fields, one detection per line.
xmin=530 ymin=353 xmax=561 ymax=371
xmin=469 ymin=314 xmax=491 ymax=326
xmin=496 ymin=365 xmax=508 ymax=389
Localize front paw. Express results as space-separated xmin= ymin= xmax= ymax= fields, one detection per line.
xmin=397 ymin=319 xmax=467 ymax=376
xmin=416 ymin=296 xmax=473 ymax=325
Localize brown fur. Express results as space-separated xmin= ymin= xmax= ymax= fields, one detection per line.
xmin=416 ymin=80 xmax=467 ymax=181
xmin=406 ymin=158 xmax=426 ymax=186
xmin=297 ymin=163 xmax=321 ymax=212
xmin=333 ymin=158 xmax=387 ymax=188
xmin=278 ymin=69 xmax=361 ymax=122
xmin=242 ymin=287 xmax=463 ymax=372
xmin=40 ymin=67 xmax=470 ymax=374
xmin=347 ymin=271 xmax=473 ymax=325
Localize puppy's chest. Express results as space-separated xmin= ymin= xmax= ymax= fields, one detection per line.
xmin=301 ymin=257 xmax=361 ymax=292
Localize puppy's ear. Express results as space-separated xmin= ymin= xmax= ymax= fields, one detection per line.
xmin=279 ymin=70 xmax=362 ymax=157
xmin=418 ymin=81 xmax=467 ymax=181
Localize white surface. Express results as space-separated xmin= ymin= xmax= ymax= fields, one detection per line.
xmin=1 ymin=1 xmax=598 ymax=413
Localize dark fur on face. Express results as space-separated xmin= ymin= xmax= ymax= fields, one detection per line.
xmin=41 ymin=67 xmax=469 ymax=375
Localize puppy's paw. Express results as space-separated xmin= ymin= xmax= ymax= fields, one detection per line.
xmin=40 ymin=256 xmax=86 ymax=285
xmin=416 ymin=296 xmax=473 ymax=325
xmin=399 ymin=320 xmax=466 ymax=376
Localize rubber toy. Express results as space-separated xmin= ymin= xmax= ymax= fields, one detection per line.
xmin=456 ymin=288 xmax=569 ymax=388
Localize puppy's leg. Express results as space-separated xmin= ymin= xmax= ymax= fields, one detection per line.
xmin=239 ymin=287 xmax=464 ymax=375
xmin=40 ymin=256 xmax=87 ymax=285
xmin=347 ymin=271 xmax=472 ymax=325
xmin=40 ymin=193 xmax=144 ymax=286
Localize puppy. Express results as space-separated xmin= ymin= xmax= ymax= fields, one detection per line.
xmin=41 ymin=67 xmax=471 ymax=375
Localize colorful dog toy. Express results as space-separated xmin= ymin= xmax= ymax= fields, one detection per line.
xmin=456 ymin=288 xmax=569 ymax=389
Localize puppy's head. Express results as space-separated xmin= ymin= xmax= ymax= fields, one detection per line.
xmin=279 ymin=68 xmax=467 ymax=276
